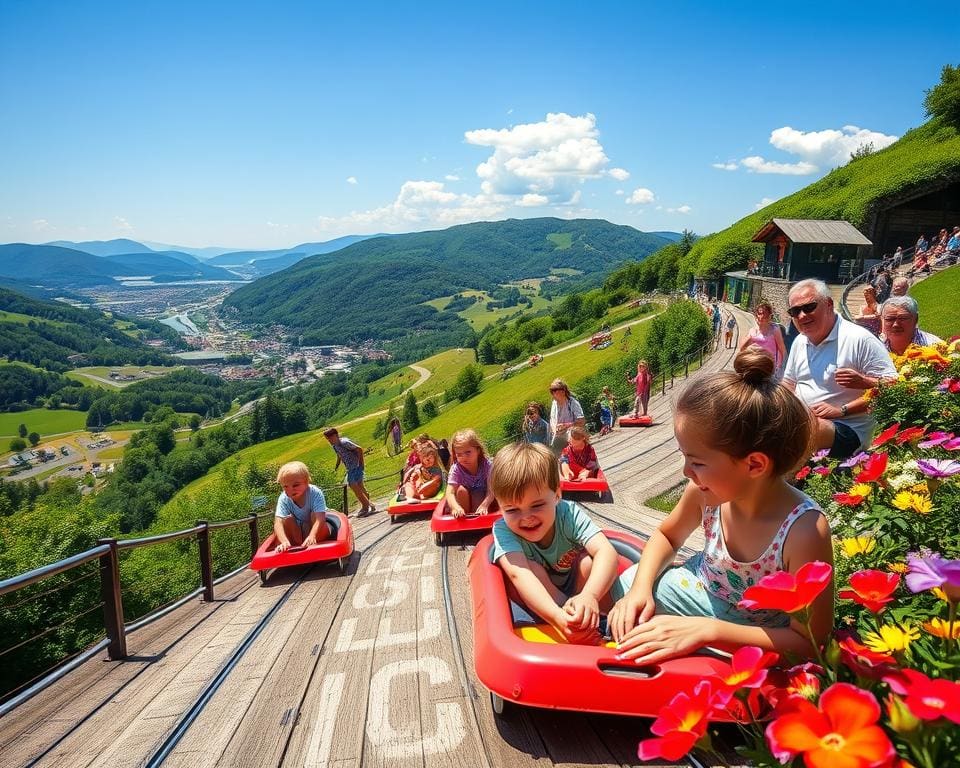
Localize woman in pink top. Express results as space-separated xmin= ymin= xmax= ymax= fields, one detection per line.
xmin=739 ymin=300 xmax=786 ymax=375
xmin=628 ymin=359 xmax=652 ymax=417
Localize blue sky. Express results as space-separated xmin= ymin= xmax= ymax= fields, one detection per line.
xmin=1 ymin=1 xmax=956 ymax=250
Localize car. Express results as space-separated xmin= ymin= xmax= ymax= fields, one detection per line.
xmin=249 ymin=511 xmax=354 ymax=584
xmin=430 ymin=497 xmax=501 ymax=546
xmin=468 ymin=530 xmax=743 ymax=721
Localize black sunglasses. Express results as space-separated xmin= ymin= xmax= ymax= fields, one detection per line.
xmin=786 ymin=301 xmax=819 ymax=318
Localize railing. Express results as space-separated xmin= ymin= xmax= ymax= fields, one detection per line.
xmin=747 ymin=261 xmax=789 ymax=280
xmin=839 ymin=247 xmax=915 ymax=320
xmin=0 ymin=468 xmax=399 ymax=716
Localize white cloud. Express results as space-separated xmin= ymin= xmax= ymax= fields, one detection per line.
xmin=266 ymin=221 xmax=288 ymax=229
xmin=608 ymin=167 xmax=630 ymax=181
xmin=754 ymin=197 xmax=776 ymax=211
xmin=728 ymin=124 xmax=899 ymax=176
xmin=32 ymin=219 xmax=53 ymax=231
xmin=346 ymin=176 xmax=358 ymax=185
xmin=444 ymin=174 xmax=460 ymax=181
xmin=712 ymin=161 xmax=739 ymax=171
xmin=615 ymin=189 xmax=624 ymax=196
xmin=666 ymin=205 xmax=692 ymax=214
xmin=517 ymin=193 xmax=549 ymax=207
xmin=114 ymin=216 xmax=133 ymax=232
xmin=316 ymin=180 xmax=505 ymax=236
xmin=465 ymin=112 xmax=619 ymax=205
xmin=741 ymin=156 xmax=819 ymax=175
xmin=626 ymin=187 xmax=655 ymax=205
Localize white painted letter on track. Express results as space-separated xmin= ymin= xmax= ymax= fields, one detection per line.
xmin=367 ymin=658 xmax=465 ymax=759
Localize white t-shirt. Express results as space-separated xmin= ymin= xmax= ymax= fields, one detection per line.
xmin=783 ymin=314 xmax=897 ymax=449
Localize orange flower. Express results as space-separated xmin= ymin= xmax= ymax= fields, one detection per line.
xmin=637 ymin=680 xmax=728 ymax=761
xmin=765 ymin=683 xmax=894 ymax=768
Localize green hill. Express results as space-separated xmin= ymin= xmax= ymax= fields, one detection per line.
xmin=0 ymin=287 xmax=183 ymax=373
xmin=223 ymin=218 xmax=669 ymax=354
xmin=679 ymin=118 xmax=960 ymax=283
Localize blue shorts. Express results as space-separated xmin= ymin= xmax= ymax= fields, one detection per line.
xmin=829 ymin=422 xmax=862 ymax=460
xmin=616 ymin=555 xmax=788 ymax=628
xmin=346 ymin=466 xmax=365 ymax=485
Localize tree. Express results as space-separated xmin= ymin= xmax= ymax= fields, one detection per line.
xmin=401 ymin=390 xmax=420 ymax=432
xmin=422 ymin=398 xmax=438 ymax=420
xmin=189 ymin=414 xmax=202 ymax=431
xmin=28 ymin=432 xmax=40 ymax=447
xmin=9 ymin=437 xmax=26 ymax=452
xmin=18 ymin=423 xmax=27 ymax=438
xmin=924 ymin=64 xmax=960 ymax=128
xmin=449 ymin=364 xmax=483 ymax=403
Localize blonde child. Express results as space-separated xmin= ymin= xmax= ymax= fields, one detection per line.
xmin=628 ymin=360 xmax=652 ymax=418
xmin=401 ymin=442 xmax=444 ymax=501
xmin=560 ymin=426 xmax=600 ymax=481
xmin=608 ymin=350 xmax=834 ymax=663
xmin=273 ymin=462 xmax=331 ymax=553
xmin=490 ymin=442 xmax=622 ymax=645
xmin=445 ymin=429 xmax=496 ymax=518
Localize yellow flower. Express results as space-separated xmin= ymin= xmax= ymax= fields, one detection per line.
xmin=922 ymin=618 xmax=960 ymax=639
xmin=893 ymin=491 xmax=934 ymax=514
xmin=892 ymin=492 xmax=914 ymax=510
xmin=848 ymin=483 xmax=873 ymax=498
xmin=887 ymin=562 xmax=909 ymax=574
xmin=863 ymin=623 xmax=920 ymax=654
xmin=933 ymin=587 xmax=949 ymax=602
xmin=840 ymin=537 xmax=877 ymax=557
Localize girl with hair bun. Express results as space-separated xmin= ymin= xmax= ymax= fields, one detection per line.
xmin=608 ymin=349 xmax=834 ymax=663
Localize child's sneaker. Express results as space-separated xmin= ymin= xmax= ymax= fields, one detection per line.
xmin=367 ymin=503 xmax=377 ymax=514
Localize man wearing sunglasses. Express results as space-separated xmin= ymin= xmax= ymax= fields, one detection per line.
xmin=782 ymin=279 xmax=897 ymax=460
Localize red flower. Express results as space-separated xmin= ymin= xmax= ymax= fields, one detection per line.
xmin=738 ymin=562 xmax=832 ymax=614
xmin=764 ymin=663 xmax=823 ymax=716
xmin=837 ymin=570 xmax=900 ymax=613
xmin=795 ymin=465 xmax=811 ymax=481
xmin=716 ymin=646 xmax=779 ymax=692
xmin=895 ymin=426 xmax=927 ymax=445
xmin=833 ymin=490 xmax=869 ymax=506
xmin=637 ymin=680 xmax=729 ymax=761
xmin=885 ymin=669 xmax=960 ymax=725
xmin=766 ymin=683 xmax=895 ymax=768
xmin=837 ymin=637 xmax=897 ymax=680
xmin=855 ymin=452 xmax=887 ymax=484
xmin=812 ymin=466 xmax=832 ymax=476
xmin=871 ymin=422 xmax=900 ymax=448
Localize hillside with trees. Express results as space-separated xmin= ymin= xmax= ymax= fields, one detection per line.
xmin=222 ymin=218 xmax=670 ymax=354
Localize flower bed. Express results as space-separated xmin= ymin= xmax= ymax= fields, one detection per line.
xmin=637 ymin=339 xmax=960 ymax=768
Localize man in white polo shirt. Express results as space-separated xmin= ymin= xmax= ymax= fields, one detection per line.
xmin=782 ymin=278 xmax=898 ymax=459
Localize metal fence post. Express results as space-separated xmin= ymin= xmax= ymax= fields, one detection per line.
xmin=97 ymin=538 xmax=126 ymax=660
xmin=342 ymin=484 xmax=348 ymax=515
xmin=196 ymin=521 xmax=214 ymax=602
xmin=661 ymin=371 xmax=666 ymax=396
xmin=248 ymin=513 xmax=260 ymax=559
xmin=685 ymin=359 xmax=689 ymax=378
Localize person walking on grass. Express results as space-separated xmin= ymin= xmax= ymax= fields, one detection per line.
xmin=324 ymin=427 xmax=375 ymax=516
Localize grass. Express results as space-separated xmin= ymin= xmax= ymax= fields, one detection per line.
xmin=66 ymin=365 xmax=182 ymax=389
xmin=0 ymin=310 xmax=65 ymax=326
xmin=0 ymin=409 xmax=87 ymax=438
xmin=644 ymin=481 xmax=686 ymax=513
xmin=547 ymin=232 xmax=572 ymax=249
xmin=424 ymin=287 xmax=555 ymax=331
xmin=911 ymin=266 xmax=960 ymax=340
xmin=160 ymin=315 xmax=654 ymax=512
xmin=550 ymin=267 xmax=582 ymax=276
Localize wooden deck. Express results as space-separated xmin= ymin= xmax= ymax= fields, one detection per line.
xmin=0 ymin=308 xmax=752 ymax=768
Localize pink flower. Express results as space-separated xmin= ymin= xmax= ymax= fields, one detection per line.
xmin=916 ymin=459 xmax=960 ymax=478
xmin=839 ymin=451 xmax=869 ymax=469
xmin=943 ymin=437 xmax=960 ymax=451
xmin=918 ymin=431 xmax=954 ymax=448
xmin=716 ymin=646 xmax=779 ymax=692
xmin=939 ymin=377 xmax=960 ymax=394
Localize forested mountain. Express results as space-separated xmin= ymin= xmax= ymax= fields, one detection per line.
xmin=223 ymin=218 xmax=669 ymax=349
xmin=102 ymin=252 xmax=241 ymax=281
xmin=0 ymin=287 xmax=183 ymax=372
xmin=47 ymin=238 xmax=155 ymax=257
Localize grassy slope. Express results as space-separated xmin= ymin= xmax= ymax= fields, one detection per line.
xmin=0 ymin=309 xmax=65 ymax=326
xmin=65 ymin=365 xmax=183 ymax=389
xmin=911 ymin=266 xmax=960 ymax=339
xmin=160 ymin=319 xmax=648 ymax=509
xmin=424 ymin=287 xmax=555 ymax=331
xmin=0 ymin=409 xmax=87 ymax=438
xmin=683 ymin=120 xmax=960 ymax=279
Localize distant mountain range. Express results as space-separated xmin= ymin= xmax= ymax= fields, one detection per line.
xmin=223 ymin=217 xmax=671 ymax=351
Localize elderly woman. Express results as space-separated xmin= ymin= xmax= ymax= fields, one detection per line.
xmin=880 ymin=295 xmax=943 ymax=355
xmin=547 ymin=378 xmax=585 ymax=456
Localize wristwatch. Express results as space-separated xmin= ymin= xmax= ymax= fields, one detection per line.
xmin=840 ymin=403 xmax=849 ymax=418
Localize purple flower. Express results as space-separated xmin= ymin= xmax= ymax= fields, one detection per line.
xmin=906 ymin=552 xmax=960 ymax=593
xmin=944 ymin=437 xmax=960 ymax=451
xmin=918 ymin=432 xmax=955 ymax=449
xmin=811 ymin=449 xmax=830 ymax=462
xmin=839 ymin=451 xmax=869 ymax=469
xmin=916 ymin=459 xmax=960 ymax=478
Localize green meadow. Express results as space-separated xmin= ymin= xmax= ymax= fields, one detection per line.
xmin=912 ymin=267 xmax=960 ymax=341
xmin=0 ymin=408 xmax=87 ymax=438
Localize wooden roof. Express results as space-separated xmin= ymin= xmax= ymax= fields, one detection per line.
xmin=752 ymin=218 xmax=872 ymax=245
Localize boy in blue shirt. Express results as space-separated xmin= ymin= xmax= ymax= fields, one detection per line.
xmin=274 ymin=461 xmax=331 ymax=553
xmin=323 ymin=427 xmax=374 ymax=516
xmin=490 ymin=442 xmax=621 ymax=644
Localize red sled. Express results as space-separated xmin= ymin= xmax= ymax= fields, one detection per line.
xmin=249 ymin=511 xmax=353 ymax=584
xmin=468 ymin=531 xmax=742 ymax=720
xmin=559 ymin=469 xmax=610 ymax=500
xmin=430 ymin=497 xmax=502 ymax=546
xmin=386 ymin=487 xmax=445 ymax=523
xmin=619 ymin=415 xmax=653 ymax=427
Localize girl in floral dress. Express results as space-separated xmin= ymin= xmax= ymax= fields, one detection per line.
xmin=608 ymin=349 xmax=835 ymax=663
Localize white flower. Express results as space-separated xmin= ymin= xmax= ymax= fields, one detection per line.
xmin=889 ymin=472 xmax=919 ymax=490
